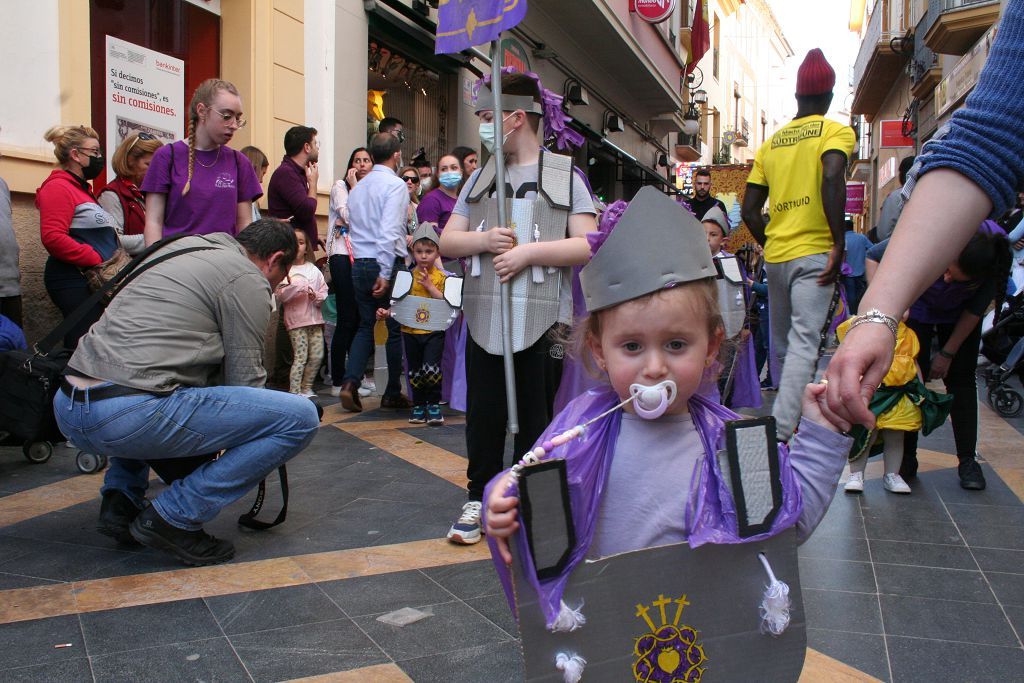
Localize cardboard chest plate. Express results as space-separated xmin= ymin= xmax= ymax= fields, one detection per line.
xmin=511 ymin=530 xmax=806 ymax=682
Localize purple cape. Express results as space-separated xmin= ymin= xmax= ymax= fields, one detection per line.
xmin=441 ymin=314 xmax=468 ymax=410
xmin=484 ymin=387 xmax=803 ymax=628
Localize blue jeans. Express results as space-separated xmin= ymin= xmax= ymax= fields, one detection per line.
xmin=54 ymin=384 xmax=318 ymax=530
xmin=343 ymin=258 xmax=403 ymax=396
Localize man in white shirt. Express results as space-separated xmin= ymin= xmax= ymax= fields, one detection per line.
xmin=337 ymin=133 xmax=410 ymax=412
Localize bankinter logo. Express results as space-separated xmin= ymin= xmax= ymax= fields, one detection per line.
xmin=771 ymin=121 xmax=824 ymax=149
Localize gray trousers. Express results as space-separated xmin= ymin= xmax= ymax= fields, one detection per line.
xmin=765 ymin=252 xmax=836 ymax=440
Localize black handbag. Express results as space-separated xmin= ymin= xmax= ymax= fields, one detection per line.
xmin=0 ymin=235 xmax=215 ymax=444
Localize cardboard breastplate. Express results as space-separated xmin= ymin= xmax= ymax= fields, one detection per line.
xmin=463 ymin=151 xmax=572 ymax=354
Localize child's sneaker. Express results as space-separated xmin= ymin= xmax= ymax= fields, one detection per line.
xmin=409 ymin=406 xmax=426 ymax=424
xmin=844 ymin=471 xmax=864 ymax=493
xmin=447 ymin=501 xmax=482 ymax=544
xmin=883 ymin=473 xmax=911 ymax=494
xmin=426 ymin=404 xmax=444 ymax=426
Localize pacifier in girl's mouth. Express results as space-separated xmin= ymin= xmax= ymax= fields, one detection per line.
xmin=628 ymin=380 xmax=677 ymax=419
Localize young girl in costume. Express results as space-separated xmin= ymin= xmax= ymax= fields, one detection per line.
xmin=276 ymin=227 xmax=329 ymax=397
xmin=839 ymin=318 xmax=952 ymax=494
xmin=485 ymin=188 xmax=851 ymax=616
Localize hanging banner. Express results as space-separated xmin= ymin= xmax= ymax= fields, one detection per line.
xmin=105 ymin=36 xmax=185 ymax=177
xmin=846 ymin=182 xmax=865 ymax=214
xmin=435 ymin=0 xmax=529 ymax=54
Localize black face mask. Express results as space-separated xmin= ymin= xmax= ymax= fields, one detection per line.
xmin=81 ymin=154 xmax=104 ymax=181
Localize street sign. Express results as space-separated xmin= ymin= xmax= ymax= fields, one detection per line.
xmin=879 ymin=120 xmax=914 ymax=148
xmin=846 ymin=182 xmax=865 ymax=215
xmin=630 ymin=0 xmax=678 ymax=24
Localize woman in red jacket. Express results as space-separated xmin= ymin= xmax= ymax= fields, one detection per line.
xmin=98 ymin=132 xmax=163 ymax=255
xmin=38 ymin=125 xmax=120 ymax=347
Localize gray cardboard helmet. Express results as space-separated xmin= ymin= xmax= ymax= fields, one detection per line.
xmin=580 ymin=186 xmax=716 ymax=313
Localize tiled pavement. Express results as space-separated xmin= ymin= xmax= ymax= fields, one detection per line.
xmin=1 ymin=377 xmax=1023 ymax=682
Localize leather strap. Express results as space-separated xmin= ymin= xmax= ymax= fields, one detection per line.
xmin=237 ymin=466 xmax=289 ymax=530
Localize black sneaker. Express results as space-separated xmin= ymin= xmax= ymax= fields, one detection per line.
xmin=97 ymin=490 xmax=144 ymax=545
xmin=129 ymin=506 xmax=235 ymax=566
xmin=958 ymin=458 xmax=987 ymax=491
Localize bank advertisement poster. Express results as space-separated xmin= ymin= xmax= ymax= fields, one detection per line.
xmin=105 ymin=36 xmax=184 ymax=176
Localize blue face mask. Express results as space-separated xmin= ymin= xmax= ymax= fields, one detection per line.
xmin=479 ymin=113 xmax=514 ymax=152
xmin=439 ymin=171 xmax=462 ymax=189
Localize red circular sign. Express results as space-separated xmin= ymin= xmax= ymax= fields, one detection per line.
xmin=633 ymin=0 xmax=678 ymax=24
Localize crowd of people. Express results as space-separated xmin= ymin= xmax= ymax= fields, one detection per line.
xmin=5 ymin=6 xmax=1020 ymax=572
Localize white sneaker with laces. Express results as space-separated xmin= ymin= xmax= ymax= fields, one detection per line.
xmin=358 ymin=379 xmax=375 ymax=397
xmin=844 ymin=471 xmax=864 ymax=493
xmin=883 ymin=473 xmax=911 ymax=494
xmin=329 ymin=386 xmax=343 ymax=397
xmin=447 ymin=501 xmax=483 ymax=544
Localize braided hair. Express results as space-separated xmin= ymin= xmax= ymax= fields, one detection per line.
xmin=181 ymin=78 xmax=240 ymax=196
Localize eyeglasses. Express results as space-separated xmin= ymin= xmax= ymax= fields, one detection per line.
xmin=125 ymin=131 xmax=157 ymax=155
xmin=209 ymin=107 xmax=247 ymax=128
xmin=402 ymin=175 xmax=420 ymax=184
xmin=75 ymin=147 xmax=102 ymax=158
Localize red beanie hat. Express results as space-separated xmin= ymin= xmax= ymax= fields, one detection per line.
xmin=796 ymin=48 xmax=836 ymax=96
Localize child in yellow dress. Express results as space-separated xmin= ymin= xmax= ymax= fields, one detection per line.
xmin=838 ymin=319 xmax=952 ymax=494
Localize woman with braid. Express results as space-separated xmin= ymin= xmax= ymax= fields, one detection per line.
xmin=142 ymin=79 xmax=262 ymax=246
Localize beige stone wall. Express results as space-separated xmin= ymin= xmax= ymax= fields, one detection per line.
xmin=10 ymin=192 xmax=61 ymax=345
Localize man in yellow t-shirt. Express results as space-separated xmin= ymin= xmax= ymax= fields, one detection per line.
xmin=741 ymin=48 xmax=856 ymax=440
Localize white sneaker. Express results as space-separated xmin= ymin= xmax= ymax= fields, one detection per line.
xmin=883 ymin=473 xmax=911 ymax=494
xmin=447 ymin=501 xmax=483 ymax=544
xmin=358 ymin=379 xmax=375 ymax=397
xmin=329 ymin=385 xmax=343 ymax=397
xmin=300 ymin=390 xmax=317 ymax=398
xmin=844 ymin=471 xmax=864 ymax=493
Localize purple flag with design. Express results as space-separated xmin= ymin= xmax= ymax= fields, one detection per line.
xmin=435 ymin=0 xmax=528 ymax=54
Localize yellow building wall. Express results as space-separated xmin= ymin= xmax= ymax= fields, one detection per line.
xmin=4 ymin=0 xmax=326 ymax=344
xmin=222 ymin=0 xmax=329 ymax=231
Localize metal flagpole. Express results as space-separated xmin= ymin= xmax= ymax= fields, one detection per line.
xmin=490 ymin=37 xmax=519 ymax=435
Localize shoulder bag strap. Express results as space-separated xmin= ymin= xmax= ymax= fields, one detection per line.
xmin=35 ymin=234 xmax=215 ymax=355
xmin=237 ymin=465 xmax=289 ymax=530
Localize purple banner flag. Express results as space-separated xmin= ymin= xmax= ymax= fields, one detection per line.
xmin=435 ymin=0 xmax=528 ymax=54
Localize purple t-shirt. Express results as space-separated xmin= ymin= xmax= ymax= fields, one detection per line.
xmin=416 ymin=188 xmax=458 ymax=234
xmin=141 ymin=140 xmax=263 ymax=238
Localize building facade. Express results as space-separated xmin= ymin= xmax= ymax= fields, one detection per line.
xmin=2 ymin=0 xmax=699 ymax=343
xmin=850 ymin=0 xmax=1004 ymax=228
xmin=674 ymin=0 xmax=793 ymax=173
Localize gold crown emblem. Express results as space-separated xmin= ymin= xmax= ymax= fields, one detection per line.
xmin=633 ymin=594 xmax=707 ymax=682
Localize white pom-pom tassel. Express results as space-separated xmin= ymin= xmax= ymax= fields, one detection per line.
xmin=549 ymin=600 xmax=586 ymax=632
xmin=555 ymin=652 xmax=586 ymax=683
xmin=758 ymin=553 xmax=791 ymax=636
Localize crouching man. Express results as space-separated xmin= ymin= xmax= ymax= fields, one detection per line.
xmin=54 ymin=219 xmax=319 ymax=566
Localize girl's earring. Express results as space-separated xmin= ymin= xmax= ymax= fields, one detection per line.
xmin=704 ymin=358 xmax=713 ymax=367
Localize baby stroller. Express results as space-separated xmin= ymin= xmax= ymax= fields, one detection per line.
xmin=981 ymin=291 xmax=1024 ymax=418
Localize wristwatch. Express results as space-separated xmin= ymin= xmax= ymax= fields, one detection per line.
xmin=847 ymin=308 xmax=899 ymax=338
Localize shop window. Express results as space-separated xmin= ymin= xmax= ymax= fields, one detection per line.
xmin=368 ymin=41 xmax=448 ymax=169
